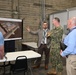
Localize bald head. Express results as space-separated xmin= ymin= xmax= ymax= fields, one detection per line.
xmin=71 ymin=17 xmax=76 ymax=25
xmin=67 ymin=17 xmax=76 ymax=30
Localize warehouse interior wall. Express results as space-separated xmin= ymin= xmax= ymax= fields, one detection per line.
xmin=0 ymin=0 xmax=76 ymax=50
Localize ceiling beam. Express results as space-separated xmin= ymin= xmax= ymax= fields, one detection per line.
xmin=33 ymin=3 xmax=53 ymax=8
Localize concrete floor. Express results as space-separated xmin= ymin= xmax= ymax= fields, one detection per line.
xmin=0 ymin=58 xmax=67 ymax=75
xmin=0 ymin=65 xmax=67 ymax=75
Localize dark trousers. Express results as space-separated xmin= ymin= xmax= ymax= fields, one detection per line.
xmin=35 ymin=44 xmax=50 ymax=66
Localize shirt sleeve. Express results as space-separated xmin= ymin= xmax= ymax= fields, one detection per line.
xmin=61 ymin=30 xmax=76 ymax=57
xmin=29 ymin=29 xmax=39 ymax=35
xmin=0 ymin=32 xmax=4 ymax=45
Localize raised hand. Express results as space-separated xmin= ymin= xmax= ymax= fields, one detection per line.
xmin=47 ymin=31 xmax=51 ymax=37
xmin=26 ymin=26 xmax=30 ymax=32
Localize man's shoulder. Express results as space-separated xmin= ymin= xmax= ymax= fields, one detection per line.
xmin=58 ymin=26 xmax=63 ymax=29
xmin=70 ymin=29 xmax=76 ymax=35
xmin=57 ymin=26 xmax=63 ymax=32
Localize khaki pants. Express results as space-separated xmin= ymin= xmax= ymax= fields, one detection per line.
xmin=66 ymin=55 xmax=76 ymax=75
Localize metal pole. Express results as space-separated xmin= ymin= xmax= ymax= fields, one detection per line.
xmin=11 ymin=0 xmax=14 ymax=18
xmin=41 ymin=0 xmax=45 ymax=21
xmin=43 ymin=0 xmax=45 ymax=21
xmin=41 ymin=0 xmax=45 ymax=28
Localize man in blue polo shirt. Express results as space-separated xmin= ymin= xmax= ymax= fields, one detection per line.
xmin=0 ymin=32 xmax=4 ymax=59
xmin=60 ymin=17 xmax=76 ymax=75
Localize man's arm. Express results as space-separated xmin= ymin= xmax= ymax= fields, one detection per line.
xmin=0 ymin=45 xmax=4 ymax=59
xmin=26 ymin=26 xmax=39 ymax=35
xmin=61 ymin=30 xmax=76 ymax=57
xmin=47 ymin=30 xmax=51 ymax=48
xmin=0 ymin=32 xmax=4 ymax=59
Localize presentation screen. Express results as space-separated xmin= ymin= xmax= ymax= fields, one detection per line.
xmin=0 ymin=18 xmax=23 ymax=41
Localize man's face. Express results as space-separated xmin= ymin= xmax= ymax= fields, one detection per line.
xmin=52 ymin=19 xmax=57 ymax=26
xmin=67 ymin=20 xmax=71 ymax=29
xmin=67 ymin=17 xmax=76 ymax=30
xmin=42 ymin=23 xmax=48 ymax=29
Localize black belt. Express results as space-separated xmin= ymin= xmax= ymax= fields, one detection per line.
xmin=66 ymin=54 xmax=76 ymax=58
xmin=41 ymin=44 xmax=47 ymax=45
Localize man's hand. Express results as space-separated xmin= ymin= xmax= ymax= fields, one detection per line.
xmin=47 ymin=32 xmax=51 ymax=37
xmin=26 ymin=26 xmax=30 ymax=32
xmin=60 ymin=50 xmax=66 ymax=58
xmin=60 ymin=50 xmax=63 ymax=55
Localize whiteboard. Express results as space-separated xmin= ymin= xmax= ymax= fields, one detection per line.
xmin=69 ymin=9 xmax=76 ymax=18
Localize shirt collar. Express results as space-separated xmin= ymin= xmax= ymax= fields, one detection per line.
xmin=43 ymin=28 xmax=48 ymax=31
xmin=70 ymin=26 xmax=76 ymax=32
